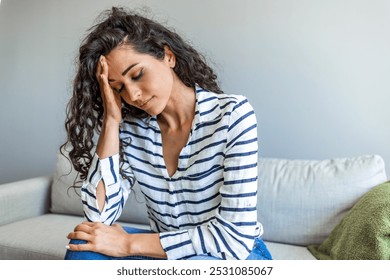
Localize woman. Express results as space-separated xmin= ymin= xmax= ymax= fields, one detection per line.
xmin=63 ymin=6 xmax=271 ymax=260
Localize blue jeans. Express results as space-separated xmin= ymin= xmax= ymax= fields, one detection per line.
xmin=64 ymin=226 xmax=272 ymax=260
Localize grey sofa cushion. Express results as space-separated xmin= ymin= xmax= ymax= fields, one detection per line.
xmin=50 ymin=151 xmax=149 ymax=225
xmin=257 ymin=155 xmax=387 ymax=246
xmin=264 ymin=241 xmax=316 ymax=260
xmin=0 ymin=214 xmax=150 ymax=260
xmin=0 ymin=214 xmax=83 ymax=260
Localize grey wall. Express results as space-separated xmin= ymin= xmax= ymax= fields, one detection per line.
xmin=1 ymin=0 xmax=389 ymax=183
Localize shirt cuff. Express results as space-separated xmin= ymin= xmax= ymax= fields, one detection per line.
xmin=87 ymin=153 xmax=120 ymax=188
xmin=99 ymin=153 xmax=120 ymax=187
xmin=159 ymin=230 xmax=196 ymax=260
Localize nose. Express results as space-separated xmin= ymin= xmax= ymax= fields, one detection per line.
xmin=124 ymin=84 xmax=142 ymax=103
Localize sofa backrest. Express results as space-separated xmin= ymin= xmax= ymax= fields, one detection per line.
xmin=50 ymin=152 xmax=387 ymax=246
xmin=257 ymin=155 xmax=387 ymax=246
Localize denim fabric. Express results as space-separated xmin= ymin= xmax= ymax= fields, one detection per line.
xmin=64 ymin=226 xmax=272 ymax=260
xmin=246 ymin=237 xmax=273 ymax=260
xmin=186 ymin=238 xmax=272 ymax=260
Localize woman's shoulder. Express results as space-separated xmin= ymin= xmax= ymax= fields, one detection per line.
xmin=196 ymin=88 xmax=255 ymax=125
xmin=211 ymin=91 xmax=254 ymax=115
xmin=197 ymin=88 xmax=250 ymax=110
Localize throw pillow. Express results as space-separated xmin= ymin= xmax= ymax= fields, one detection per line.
xmin=308 ymin=181 xmax=390 ymax=259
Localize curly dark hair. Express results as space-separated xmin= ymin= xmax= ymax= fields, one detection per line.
xmin=60 ymin=6 xmax=223 ymax=182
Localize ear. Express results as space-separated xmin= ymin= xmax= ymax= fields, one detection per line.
xmin=163 ymin=45 xmax=176 ymax=68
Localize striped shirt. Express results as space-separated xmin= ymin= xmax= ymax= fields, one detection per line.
xmin=81 ymin=87 xmax=263 ymax=260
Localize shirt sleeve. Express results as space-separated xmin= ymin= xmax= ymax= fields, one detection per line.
xmin=81 ymin=152 xmax=134 ymax=225
xmin=159 ymin=97 xmax=262 ymax=260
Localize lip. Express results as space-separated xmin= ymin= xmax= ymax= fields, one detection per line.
xmin=139 ymin=97 xmax=153 ymax=108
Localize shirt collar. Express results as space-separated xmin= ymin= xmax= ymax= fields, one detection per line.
xmin=193 ymin=86 xmax=222 ymax=126
xmin=140 ymin=86 xmax=222 ymax=129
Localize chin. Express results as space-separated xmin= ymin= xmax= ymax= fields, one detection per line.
xmin=144 ymin=106 xmax=162 ymax=117
xmin=149 ymin=102 xmax=167 ymax=117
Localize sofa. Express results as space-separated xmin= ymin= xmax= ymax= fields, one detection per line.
xmin=0 ymin=151 xmax=387 ymax=260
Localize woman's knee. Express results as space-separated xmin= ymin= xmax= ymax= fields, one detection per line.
xmin=64 ymin=239 xmax=110 ymax=260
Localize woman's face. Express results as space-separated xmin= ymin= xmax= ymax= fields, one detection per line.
xmin=104 ymin=44 xmax=175 ymax=116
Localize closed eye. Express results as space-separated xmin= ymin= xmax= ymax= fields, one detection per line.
xmin=132 ymin=68 xmax=144 ymax=81
xmin=113 ymin=68 xmax=144 ymax=94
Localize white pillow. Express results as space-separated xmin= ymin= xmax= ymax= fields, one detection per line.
xmin=257 ymin=155 xmax=387 ymax=246
xmin=50 ymin=151 xmax=149 ymax=225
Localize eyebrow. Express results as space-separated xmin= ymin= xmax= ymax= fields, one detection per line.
xmin=108 ymin=63 xmax=139 ymax=83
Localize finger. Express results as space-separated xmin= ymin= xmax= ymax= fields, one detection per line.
xmin=66 ymin=242 xmax=95 ymax=252
xmin=81 ymin=221 xmax=99 ymax=226
xmin=73 ymin=222 xmax=94 ymax=233
xmin=75 ymin=222 xmax=108 ymax=234
xmin=96 ymin=56 xmax=103 ymax=80
xmin=98 ymin=57 xmax=109 ymax=87
xmin=67 ymin=231 xmax=92 ymax=241
xmin=100 ymin=73 xmax=116 ymax=104
xmin=100 ymin=64 xmax=111 ymax=91
xmin=100 ymin=55 xmax=108 ymax=77
xmin=96 ymin=59 xmax=112 ymax=94
xmin=112 ymin=223 xmax=124 ymax=230
xmin=100 ymin=73 xmax=111 ymax=93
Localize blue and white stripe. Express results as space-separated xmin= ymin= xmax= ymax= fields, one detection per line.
xmin=81 ymin=87 xmax=263 ymax=260
xmin=81 ymin=153 xmax=131 ymax=223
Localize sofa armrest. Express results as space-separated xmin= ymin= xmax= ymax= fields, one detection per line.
xmin=0 ymin=176 xmax=52 ymax=226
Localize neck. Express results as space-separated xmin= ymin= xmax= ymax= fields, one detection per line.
xmin=157 ymin=77 xmax=196 ymax=131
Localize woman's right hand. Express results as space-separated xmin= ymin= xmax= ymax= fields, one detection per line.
xmin=96 ymin=55 xmax=122 ymax=124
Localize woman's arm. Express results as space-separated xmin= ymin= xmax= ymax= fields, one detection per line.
xmin=95 ymin=56 xmax=122 ymax=211
xmin=81 ymin=56 xmax=128 ymax=223
xmin=94 ymin=118 xmax=120 ymax=212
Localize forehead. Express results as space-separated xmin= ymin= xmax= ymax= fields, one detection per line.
xmin=105 ymin=45 xmax=160 ymax=72
xmin=106 ymin=45 xmax=141 ymax=63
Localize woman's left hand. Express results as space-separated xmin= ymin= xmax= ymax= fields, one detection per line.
xmin=66 ymin=221 xmax=131 ymax=257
